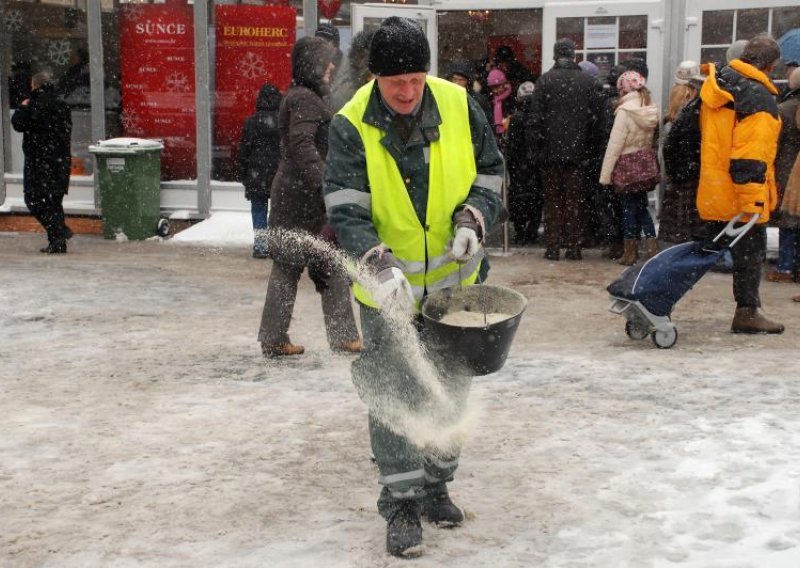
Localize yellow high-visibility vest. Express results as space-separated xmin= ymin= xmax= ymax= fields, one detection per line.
xmin=339 ymin=76 xmax=480 ymax=307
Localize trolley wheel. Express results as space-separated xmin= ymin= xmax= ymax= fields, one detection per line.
xmin=625 ymin=320 xmax=649 ymax=340
xmin=157 ymin=218 xmax=170 ymax=237
xmin=651 ymin=326 xmax=678 ymax=349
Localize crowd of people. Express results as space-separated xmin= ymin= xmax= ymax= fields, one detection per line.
xmin=439 ymin=36 xmax=800 ymax=320
xmin=237 ymin=29 xmax=800 ymax=358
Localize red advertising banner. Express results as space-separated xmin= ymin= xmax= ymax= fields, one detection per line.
xmin=119 ymin=4 xmax=196 ymax=180
xmin=214 ymin=5 xmax=296 ymax=180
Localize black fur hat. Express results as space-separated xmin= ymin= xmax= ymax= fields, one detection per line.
xmin=368 ymin=17 xmax=430 ymax=77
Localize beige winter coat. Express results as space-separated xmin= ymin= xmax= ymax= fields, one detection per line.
xmin=599 ymin=91 xmax=660 ymax=185
xmin=779 ymin=107 xmax=800 ymax=224
xmin=781 ymin=151 xmax=800 ymax=218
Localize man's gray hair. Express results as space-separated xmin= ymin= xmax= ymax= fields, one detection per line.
xmin=31 ymin=71 xmax=53 ymax=90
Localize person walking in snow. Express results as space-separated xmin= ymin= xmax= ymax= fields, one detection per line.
xmin=257 ymin=37 xmax=362 ymax=357
xmin=323 ymin=17 xmax=504 ymax=558
xmin=11 ymin=71 xmax=73 ymax=254
xmin=528 ymin=38 xmax=601 ymax=261
xmin=239 ymin=84 xmax=281 ymax=259
xmin=696 ymin=34 xmax=784 ymax=334
xmin=599 ymin=70 xmax=660 ymax=266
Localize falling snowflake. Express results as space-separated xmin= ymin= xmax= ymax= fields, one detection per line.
xmin=121 ymin=109 xmax=141 ymax=132
xmin=5 ymin=9 xmax=24 ymax=32
xmin=47 ymin=39 xmax=73 ymax=67
xmin=239 ymin=52 xmax=266 ymax=80
xmin=166 ymin=71 xmax=190 ymax=93
xmin=121 ymin=3 xmax=144 ymax=22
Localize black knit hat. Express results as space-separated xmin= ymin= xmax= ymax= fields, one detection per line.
xmin=621 ymin=57 xmax=649 ymax=79
xmin=368 ymin=17 xmax=430 ymax=77
xmin=553 ymin=38 xmax=576 ymax=60
xmin=315 ymin=24 xmax=340 ymax=48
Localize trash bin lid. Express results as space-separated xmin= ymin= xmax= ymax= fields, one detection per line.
xmin=89 ymin=137 xmax=164 ymax=154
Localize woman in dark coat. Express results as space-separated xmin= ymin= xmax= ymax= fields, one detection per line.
xmin=257 ymin=37 xmax=361 ymax=357
xmin=239 ymin=84 xmax=281 ymax=258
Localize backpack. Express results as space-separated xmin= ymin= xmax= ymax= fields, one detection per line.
xmin=663 ymin=97 xmax=701 ymax=184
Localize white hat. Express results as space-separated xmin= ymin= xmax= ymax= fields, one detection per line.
xmin=517 ymin=81 xmax=535 ymax=99
xmin=674 ymin=60 xmax=700 ymax=85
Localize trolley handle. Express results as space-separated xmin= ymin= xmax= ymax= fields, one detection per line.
xmin=712 ymin=212 xmax=761 ymax=249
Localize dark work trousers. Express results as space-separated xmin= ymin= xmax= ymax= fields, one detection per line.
xmin=540 ymin=164 xmax=585 ymax=251
xmin=352 ymin=305 xmax=471 ymax=518
xmin=257 ymin=259 xmax=359 ymax=347
xmin=24 ymin=191 xmax=71 ymax=244
xmin=702 ymin=221 xmax=766 ymax=308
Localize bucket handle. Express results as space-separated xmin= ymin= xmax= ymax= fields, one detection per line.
xmin=458 ymin=261 xmax=488 ymax=327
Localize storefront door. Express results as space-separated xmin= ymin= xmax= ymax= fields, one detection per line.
xmin=351 ymin=3 xmax=438 ymax=77
xmin=542 ymin=0 xmax=664 ymax=105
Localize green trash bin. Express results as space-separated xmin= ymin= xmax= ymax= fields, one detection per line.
xmin=89 ymin=137 xmax=168 ymax=240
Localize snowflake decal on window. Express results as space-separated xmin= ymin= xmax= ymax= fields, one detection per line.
xmin=239 ymin=52 xmax=266 ymax=80
xmin=5 ymin=10 xmax=24 ymax=32
xmin=47 ymin=39 xmax=73 ymax=67
xmin=121 ymin=109 xmax=141 ymax=132
xmin=166 ymin=71 xmax=191 ymax=93
xmin=121 ymin=3 xmax=144 ymax=22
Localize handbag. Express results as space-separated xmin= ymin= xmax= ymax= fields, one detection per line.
xmin=612 ymin=148 xmax=661 ymax=194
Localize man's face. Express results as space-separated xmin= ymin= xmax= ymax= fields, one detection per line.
xmin=449 ymin=74 xmax=469 ymax=89
xmin=376 ymin=72 xmax=427 ymax=115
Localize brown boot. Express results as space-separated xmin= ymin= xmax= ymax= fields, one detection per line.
xmin=618 ymin=239 xmax=639 ymax=266
xmin=643 ymin=237 xmax=659 ymax=260
xmin=332 ymin=339 xmax=363 ymax=354
xmin=730 ymin=307 xmax=785 ymax=334
xmin=261 ymin=342 xmax=305 ymax=357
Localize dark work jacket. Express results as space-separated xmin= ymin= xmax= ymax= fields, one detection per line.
xmin=527 ymin=58 xmax=601 ymax=167
xmin=11 ymin=83 xmax=72 ymax=196
xmin=239 ymin=85 xmax=282 ymax=201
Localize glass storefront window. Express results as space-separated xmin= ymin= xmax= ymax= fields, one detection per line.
xmin=701 ymin=10 xmax=733 ymax=46
xmin=773 ymin=7 xmax=800 ymax=40
xmin=3 ymin=1 xmax=90 ymax=176
xmin=555 ymin=15 xmax=648 ymax=78
xmin=700 ymin=6 xmax=800 ymax=72
xmin=438 ymin=9 xmax=542 ymax=81
xmin=735 ymin=9 xmax=769 ymax=41
xmin=619 ymin=16 xmax=647 ymax=50
xmin=556 ymin=17 xmax=584 ymax=51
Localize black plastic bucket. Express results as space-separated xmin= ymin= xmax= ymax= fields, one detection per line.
xmin=420 ymin=285 xmax=527 ymax=376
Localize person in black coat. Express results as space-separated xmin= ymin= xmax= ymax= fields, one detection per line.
xmin=528 ymin=39 xmax=602 ymax=261
xmin=239 ymin=84 xmax=282 ymax=258
xmin=12 ymin=71 xmax=73 ymax=254
xmin=505 ymin=82 xmax=541 ymax=244
xmin=444 ymin=59 xmax=491 ymax=123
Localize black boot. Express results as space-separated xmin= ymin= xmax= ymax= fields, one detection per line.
xmin=40 ymin=240 xmax=67 ymax=254
xmin=422 ymin=487 xmax=464 ymax=527
xmin=386 ymin=500 xmax=423 ymax=557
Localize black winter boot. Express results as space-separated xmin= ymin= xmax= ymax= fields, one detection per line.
xmin=386 ymin=499 xmax=423 ymax=557
xmin=40 ymin=241 xmax=67 ymax=254
xmin=422 ymin=487 xmax=464 ymax=527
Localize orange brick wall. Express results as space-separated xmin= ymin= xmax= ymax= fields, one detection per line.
xmin=0 ymin=214 xmax=104 ymax=235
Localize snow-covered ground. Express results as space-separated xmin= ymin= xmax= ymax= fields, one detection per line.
xmin=1 ymin=216 xmax=799 ymax=567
